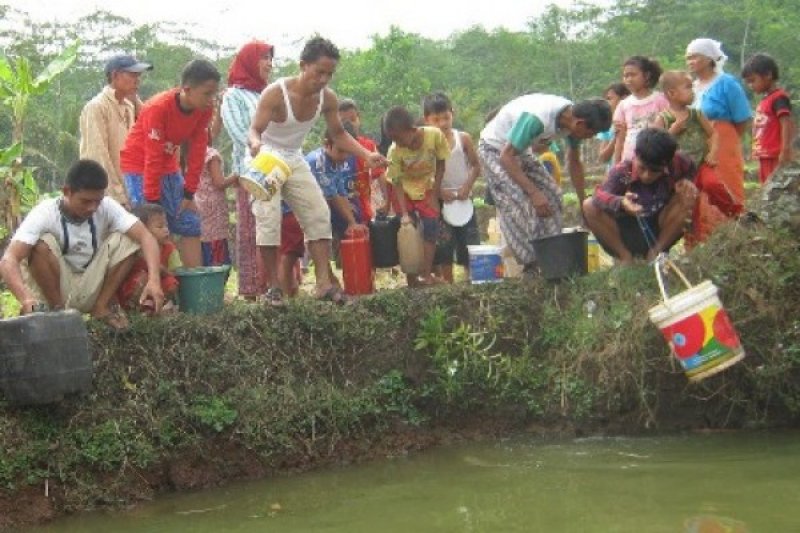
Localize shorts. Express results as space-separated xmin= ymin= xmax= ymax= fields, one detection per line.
xmin=252 ymin=154 xmax=332 ymax=247
xmin=24 ymin=233 xmax=139 ymax=313
xmin=124 ymin=173 xmax=144 ymax=208
xmin=279 ymin=212 xmax=305 ymax=258
xmin=434 ymin=213 xmax=480 ymax=266
xmin=397 ymin=189 xmax=439 ymax=242
xmin=597 ymin=213 xmax=678 ymax=258
xmin=126 ymin=172 xmax=201 ymax=237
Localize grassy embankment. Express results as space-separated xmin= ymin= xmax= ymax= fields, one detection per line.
xmin=2 ymin=204 xmax=799 ymax=527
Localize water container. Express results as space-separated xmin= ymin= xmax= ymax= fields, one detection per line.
xmin=531 ymin=228 xmax=589 ymax=280
xmin=397 ymin=220 xmax=424 ymax=275
xmin=649 ymin=259 xmax=745 ymax=382
xmin=174 ymin=265 xmax=231 ymax=315
xmin=340 ymin=235 xmax=375 ymax=295
xmin=369 ymin=214 xmax=400 ymax=268
xmin=0 ymin=310 xmax=92 ymax=405
xmin=240 ymin=151 xmax=292 ymax=202
xmin=467 ymin=245 xmax=504 ymax=284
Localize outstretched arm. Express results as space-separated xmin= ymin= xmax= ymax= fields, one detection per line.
xmin=323 ymin=90 xmax=387 ymax=168
xmin=125 ymin=221 xmax=165 ymax=313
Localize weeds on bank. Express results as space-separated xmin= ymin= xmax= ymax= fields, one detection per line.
xmin=2 ymin=221 xmax=800 ymax=509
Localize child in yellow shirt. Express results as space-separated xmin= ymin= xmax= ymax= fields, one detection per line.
xmin=384 ymin=106 xmax=450 ymax=286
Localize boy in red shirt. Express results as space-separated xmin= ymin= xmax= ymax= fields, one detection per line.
xmin=121 ymin=59 xmax=221 ymax=267
xmin=742 ymin=53 xmax=794 ymax=183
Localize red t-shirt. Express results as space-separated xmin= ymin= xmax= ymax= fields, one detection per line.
xmin=120 ymin=89 xmax=213 ymax=200
xmin=354 ymin=136 xmax=385 ymax=220
xmin=752 ymin=88 xmax=792 ymax=159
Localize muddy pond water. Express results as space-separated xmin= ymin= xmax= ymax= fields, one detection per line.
xmin=37 ymin=431 xmax=800 ymax=532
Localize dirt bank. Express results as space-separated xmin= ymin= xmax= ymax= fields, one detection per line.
xmin=2 ymin=220 xmax=800 ymax=529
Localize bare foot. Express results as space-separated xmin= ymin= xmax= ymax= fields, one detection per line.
xmin=93 ymin=307 xmax=130 ymax=331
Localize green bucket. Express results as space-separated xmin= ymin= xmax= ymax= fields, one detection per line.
xmin=174 ymin=265 xmax=230 ymax=315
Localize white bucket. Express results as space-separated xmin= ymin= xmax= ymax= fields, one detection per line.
xmin=240 ymin=151 xmax=292 ymax=202
xmin=467 ymin=245 xmax=504 ymax=284
xmin=648 ymin=265 xmax=745 ymax=382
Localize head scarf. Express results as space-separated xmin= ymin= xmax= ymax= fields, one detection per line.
xmin=227 ymin=40 xmax=274 ymax=92
xmin=686 ymin=38 xmax=727 ymax=74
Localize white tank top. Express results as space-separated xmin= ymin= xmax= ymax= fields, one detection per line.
xmin=261 ymin=77 xmax=324 ymax=154
xmin=441 ymin=130 xmax=470 ymax=190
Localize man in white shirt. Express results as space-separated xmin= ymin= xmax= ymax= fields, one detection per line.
xmin=79 ymin=54 xmax=152 ymax=208
xmin=0 ymin=160 xmax=164 ymax=329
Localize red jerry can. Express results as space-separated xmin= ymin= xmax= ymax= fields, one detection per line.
xmin=340 ymin=234 xmax=375 ymax=295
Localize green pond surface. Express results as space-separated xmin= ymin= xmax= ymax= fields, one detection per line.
xmin=37 ymin=431 xmax=800 ymax=532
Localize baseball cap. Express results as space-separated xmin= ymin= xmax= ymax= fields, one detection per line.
xmin=104 ymin=54 xmax=153 ymax=77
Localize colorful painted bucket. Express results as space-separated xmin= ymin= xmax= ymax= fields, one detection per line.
xmin=467 ymin=245 xmax=504 ymax=284
xmin=240 ymin=151 xmax=292 ymax=202
xmin=648 ymin=260 xmax=744 ymax=382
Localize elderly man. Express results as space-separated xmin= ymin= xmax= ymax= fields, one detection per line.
xmin=79 ymin=54 xmax=152 ymax=208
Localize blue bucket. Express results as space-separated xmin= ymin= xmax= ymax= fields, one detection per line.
xmin=467 ymin=245 xmax=504 ymax=284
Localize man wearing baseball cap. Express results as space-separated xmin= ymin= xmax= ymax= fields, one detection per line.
xmin=79 ymin=54 xmax=153 ymax=209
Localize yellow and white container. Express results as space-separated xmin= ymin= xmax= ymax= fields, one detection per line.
xmin=240 ymin=151 xmax=292 ymax=202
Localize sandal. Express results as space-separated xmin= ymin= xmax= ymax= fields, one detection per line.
xmin=316 ymin=285 xmax=351 ymax=306
xmin=263 ymin=287 xmax=286 ymax=307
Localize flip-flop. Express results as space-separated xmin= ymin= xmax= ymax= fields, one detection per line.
xmin=316 ymin=285 xmax=351 ymax=306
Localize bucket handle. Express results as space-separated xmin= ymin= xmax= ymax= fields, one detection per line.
xmin=654 ymin=256 xmax=693 ymax=302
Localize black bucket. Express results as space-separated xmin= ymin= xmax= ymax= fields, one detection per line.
xmin=531 ymin=229 xmax=589 ymax=280
xmin=0 ymin=310 xmax=92 ymax=405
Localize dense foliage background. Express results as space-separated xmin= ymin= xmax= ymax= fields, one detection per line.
xmin=1 ymin=0 xmax=798 ymax=190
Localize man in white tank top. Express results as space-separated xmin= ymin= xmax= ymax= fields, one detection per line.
xmin=247 ymin=37 xmax=386 ymax=305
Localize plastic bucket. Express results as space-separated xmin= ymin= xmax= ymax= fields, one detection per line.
xmin=467 ymin=245 xmax=504 ymax=284
xmin=531 ymin=229 xmax=588 ymax=280
xmin=240 ymin=151 xmax=291 ymax=202
xmin=175 ymin=265 xmax=230 ymax=315
xmin=648 ymin=261 xmax=745 ymax=382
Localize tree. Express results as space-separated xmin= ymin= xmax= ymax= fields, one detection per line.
xmin=0 ymin=42 xmax=78 ymax=233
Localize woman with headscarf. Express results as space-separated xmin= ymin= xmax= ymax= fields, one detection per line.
xmin=221 ymin=40 xmax=274 ymax=299
xmin=685 ymin=38 xmax=752 ymax=245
